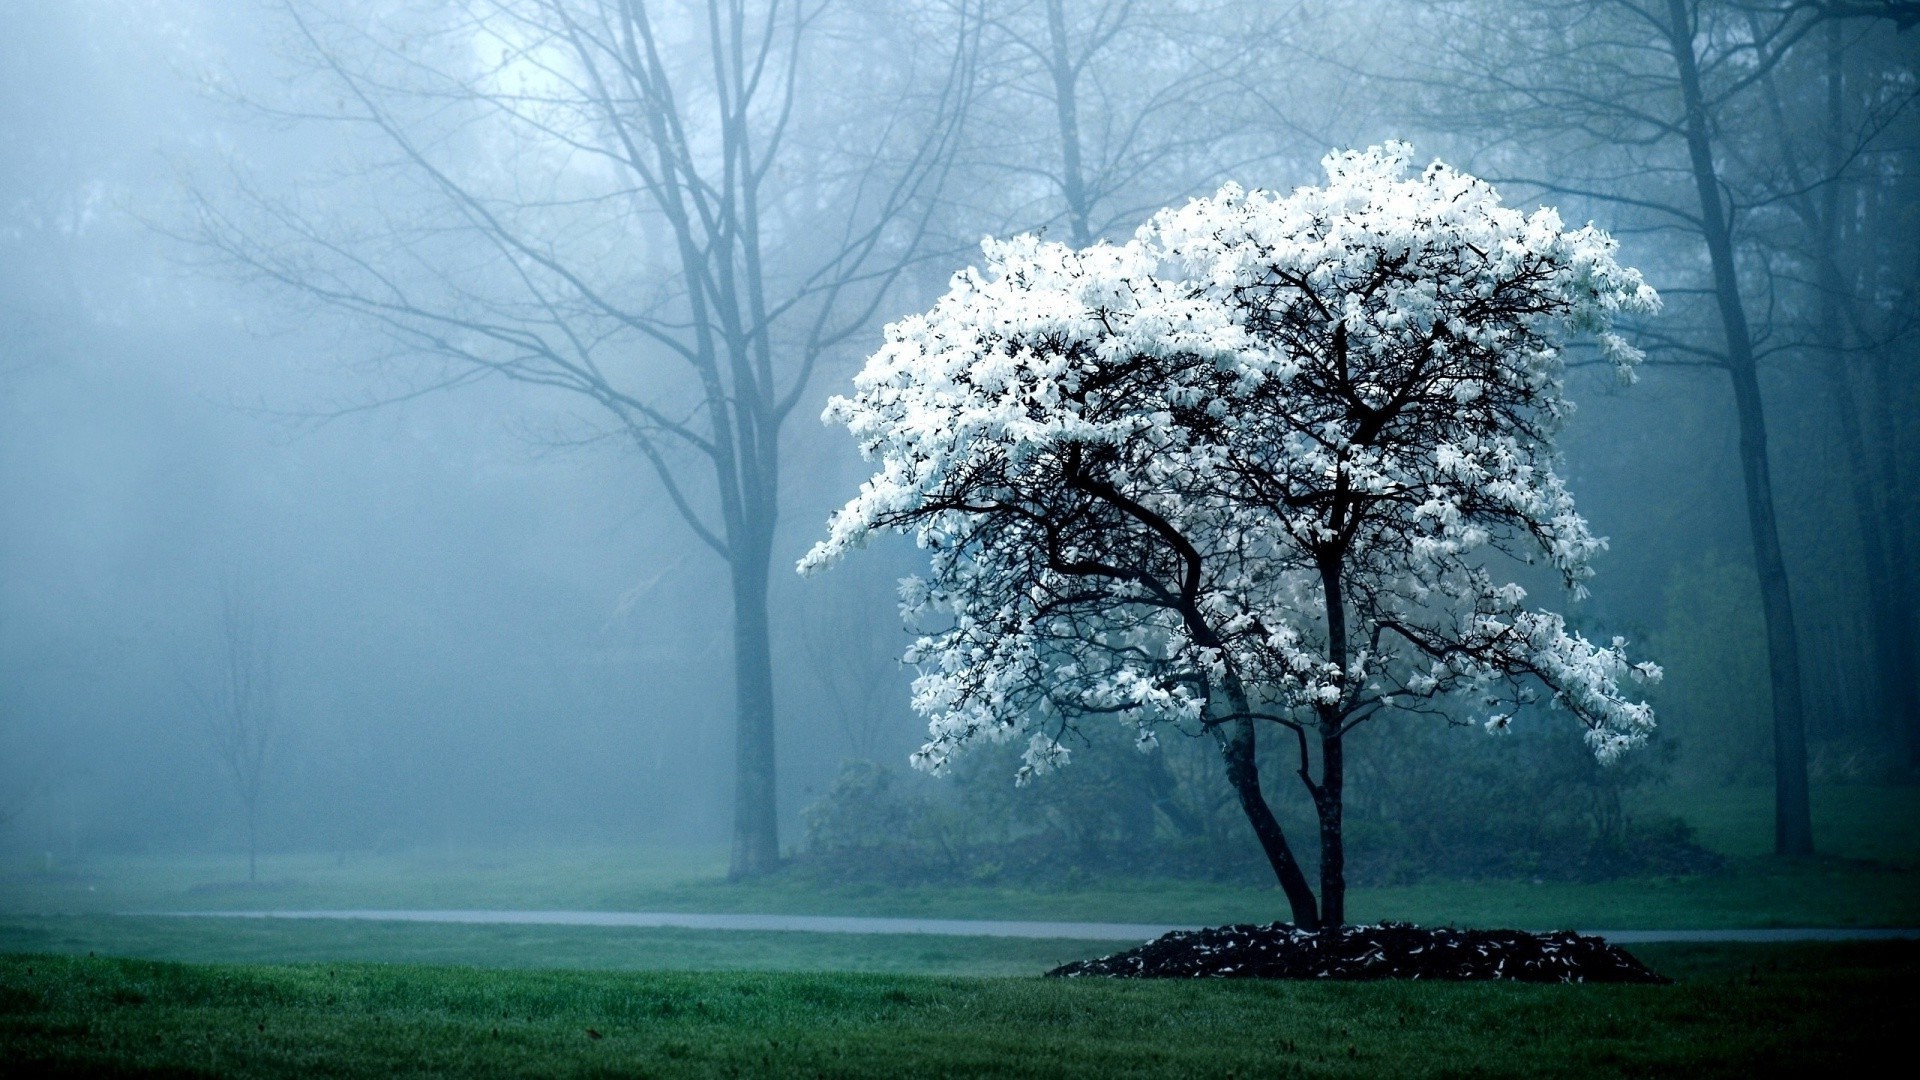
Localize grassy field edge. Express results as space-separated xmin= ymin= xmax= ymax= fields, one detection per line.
xmin=1 ymin=942 xmax=1909 ymax=1077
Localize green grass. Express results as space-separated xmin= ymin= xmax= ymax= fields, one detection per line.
xmin=0 ymin=916 xmax=1105 ymax=977
xmin=0 ymin=944 xmax=1905 ymax=1077
xmin=5 ymin=787 xmax=1915 ymax=931
xmin=1 ymin=783 xmax=1912 ymax=984
xmin=0 ymin=845 xmax=733 ymax=918
xmin=0 ymin=787 xmax=1908 ymax=1074
xmin=8 ymin=854 xmax=1914 ymax=930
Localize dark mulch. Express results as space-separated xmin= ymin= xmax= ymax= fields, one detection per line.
xmin=1046 ymin=922 xmax=1668 ymax=983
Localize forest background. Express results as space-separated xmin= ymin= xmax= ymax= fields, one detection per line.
xmin=0 ymin=0 xmax=1913 ymax=894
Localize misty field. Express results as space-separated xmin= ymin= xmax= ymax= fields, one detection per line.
xmin=1 ymin=943 xmax=1906 ymax=1077
xmin=2 ymin=858 xmax=1915 ymax=981
xmin=3 ymin=775 xmax=1914 ymax=1078
xmin=6 ymin=784 xmax=1914 ymax=960
xmin=0 ymin=781 xmax=1908 ymax=1075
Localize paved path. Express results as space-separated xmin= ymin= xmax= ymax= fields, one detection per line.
xmin=1587 ymin=927 xmax=1920 ymax=944
xmin=162 ymin=910 xmax=1920 ymax=944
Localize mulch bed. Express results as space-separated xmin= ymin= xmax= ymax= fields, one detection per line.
xmin=1046 ymin=922 xmax=1668 ymax=983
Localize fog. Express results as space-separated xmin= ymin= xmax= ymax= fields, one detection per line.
xmin=1 ymin=0 xmax=1912 ymax=894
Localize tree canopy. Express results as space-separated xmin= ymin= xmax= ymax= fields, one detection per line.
xmin=806 ymin=144 xmax=1663 ymax=926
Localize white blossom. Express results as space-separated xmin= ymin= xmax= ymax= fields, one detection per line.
xmin=804 ymin=142 xmax=1661 ymax=782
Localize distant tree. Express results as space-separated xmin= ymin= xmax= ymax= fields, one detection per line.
xmin=187 ymin=584 xmax=281 ymax=884
xmin=965 ymin=0 xmax=1307 ymax=246
xmin=1409 ymin=0 xmax=1920 ymax=851
xmin=805 ymin=145 xmax=1661 ymax=929
xmin=1744 ymin=17 xmax=1920 ymax=765
xmin=192 ymin=0 xmax=979 ymax=876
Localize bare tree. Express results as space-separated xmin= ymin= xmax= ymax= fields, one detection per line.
xmin=191 ymin=0 xmax=979 ymax=875
xmin=1403 ymin=0 xmax=1919 ymax=855
xmin=1745 ymin=18 xmax=1920 ymax=764
xmin=188 ymin=584 xmax=280 ymax=884
xmin=964 ymin=0 xmax=1317 ymax=245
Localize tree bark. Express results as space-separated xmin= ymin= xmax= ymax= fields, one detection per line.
xmin=1664 ymin=0 xmax=1813 ymax=856
xmin=1316 ymin=728 xmax=1345 ymax=927
xmin=1213 ymin=708 xmax=1320 ymax=929
xmin=1314 ymin=558 xmax=1350 ymax=927
xmin=728 ymin=534 xmax=781 ymax=879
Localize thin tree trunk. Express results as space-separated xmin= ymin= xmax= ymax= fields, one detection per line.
xmin=247 ymin=806 xmax=258 ymax=884
xmin=1314 ymin=559 xmax=1349 ymax=927
xmin=1044 ymin=0 xmax=1094 ymax=247
xmin=1866 ymin=161 xmax=1920 ymax=764
xmin=1316 ymin=728 xmax=1345 ymax=927
xmin=1213 ymin=708 xmax=1319 ymax=929
xmin=1665 ymin=0 xmax=1813 ymax=856
xmin=1863 ymin=347 xmax=1920 ymax=765
xmin=1820 ymin=297 xmax=1912 ymax=753
xmin=728 ymin=531 xmax=781 ymax=879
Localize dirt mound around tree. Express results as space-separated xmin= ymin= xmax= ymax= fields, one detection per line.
xmin=1046 ymin=922 xmax=1668 ymax=983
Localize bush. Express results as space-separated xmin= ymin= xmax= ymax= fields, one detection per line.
xmin=794 ymin=714 xmax=1719 ymax=888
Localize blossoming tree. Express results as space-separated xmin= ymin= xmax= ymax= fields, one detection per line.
xmin=802 ymin=144 xmax=1662 ymax=929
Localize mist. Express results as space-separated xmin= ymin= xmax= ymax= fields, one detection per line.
xmin=1 ymin=0 xmax=1913 ymax=900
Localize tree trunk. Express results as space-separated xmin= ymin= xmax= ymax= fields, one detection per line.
xmin=1861 ymin=156 xmax=1920 ymax=765
xmin=247 ymin=806 xmax=258 ymax=885
xmin=728 ymin=536 xmax=781 ymax=879
xmin=1316 ymin=727 xmax=1345 ymax=927
xmin=1820 ymin=290 xmax=1912 ymax=757
xmin=1044 ymin=0 xmax=1095 ymax=247
xmin=1314 ymin=558 xmax=1350 ymax=928
xmin=1730 ymin=358 xmax=1815 ymax=857
xmin=1665 ymin=0 xmax=1813 ymax=855
xmin=1862 ymin=345 xmax=1920 ymax=765
xmin=1212 ymin=710 xmax=1319 ymax=929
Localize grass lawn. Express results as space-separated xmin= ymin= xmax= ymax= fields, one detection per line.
xmin=0 ymin=916 xmax=1106 ymax=978
xmin=0 ymin=786 xmax=1909 ymax=1074
xmin=0 ymin=783 xmax=1911 ymax=982
xmin=1 ymin=943 xmax=1906 ymax=1077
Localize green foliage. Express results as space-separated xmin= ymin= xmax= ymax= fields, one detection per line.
xmin=0 ymin=946 xmax=1911 ymax=1077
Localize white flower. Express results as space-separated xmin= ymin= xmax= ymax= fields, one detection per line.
xmin=809 ymin=143 xmax=1659 ymax=783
